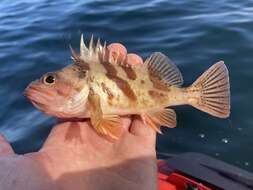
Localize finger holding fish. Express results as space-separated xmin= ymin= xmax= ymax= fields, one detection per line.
xmin=107 ymin=43 xmax=143 ymax=66
xmin=125 ymin=53 xmax=143 ymax=66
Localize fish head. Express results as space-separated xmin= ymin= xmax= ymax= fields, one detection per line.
xmin=24 ymin=65 xmax=90 ymax=118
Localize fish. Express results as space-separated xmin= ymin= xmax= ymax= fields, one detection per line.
xmin=24 ymin=34 xmax=230 ymax=139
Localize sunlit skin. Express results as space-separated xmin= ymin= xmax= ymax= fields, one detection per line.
xmin=0 ymin=44 xmax=157 ymax=190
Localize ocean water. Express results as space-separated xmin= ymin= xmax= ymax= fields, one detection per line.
xmin=0 ymin=0 xmax=252 ymax=172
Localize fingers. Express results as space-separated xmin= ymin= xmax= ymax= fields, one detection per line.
xmin=126 ymin=53 xmax=143 ymax=66
xmin=107 ymin=43 xmax=127 ymax=59
xmin=107 ymin=43 xmax=143 ymax=66
xmin=0 ymin=134 xmax=14 ymax=155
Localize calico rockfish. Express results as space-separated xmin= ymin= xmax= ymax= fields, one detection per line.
xmin=25 ymin=35 xmax=230 ymax=139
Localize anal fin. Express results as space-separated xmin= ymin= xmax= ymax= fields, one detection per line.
xmin=141 ymin=108 xmax=177 ymax=134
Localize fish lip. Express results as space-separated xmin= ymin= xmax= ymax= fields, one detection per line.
xmin=24 ymin=85 xmax=53 ymax=108
xmin=25 ymin=91 xmax=45 ymax=109
xmin=23 ymin=87 xmax=30 ymax=98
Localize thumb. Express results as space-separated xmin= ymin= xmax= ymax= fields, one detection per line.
xmin=0 ymin=134 xmax=14 ymax=155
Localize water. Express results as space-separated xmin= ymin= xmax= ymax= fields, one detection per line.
xmin=0 ymin=0 xmax=253 ymax=172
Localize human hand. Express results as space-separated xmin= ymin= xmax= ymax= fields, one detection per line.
xmin=0 ymin=44 xmax=157 ymax=190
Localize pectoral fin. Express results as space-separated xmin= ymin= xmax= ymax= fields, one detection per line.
xmin=141 ymin=108 xmax=177 ymax=133
xmin=88 ymin=92 xmax=122 ymax=139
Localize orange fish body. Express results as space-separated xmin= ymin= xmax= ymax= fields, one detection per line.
xmin=25 ymin=35 xmax=230 ymax=139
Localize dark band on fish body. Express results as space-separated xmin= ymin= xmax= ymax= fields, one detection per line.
xmin=101 ymin=50 xmax=136 ymax=80
xmin=106 ymin=73 xmax=137 ymax=101
xmin=101 ymin=82 xmax=114 ymax=100
xmin=120 ymin=65 xmax=137 ymax=80
xmin=149 ymin=72 xmax=170 ymax=91
xmin=72 ymin=65 xmax=88 ymax=79
xmin=101 ymin=61 xmax=117 ymax=75
xmin=77 ymin=69 xmax=87 ymax=79
xmin=71 ymin=47 xmax=90 ymax=71
xmin=79 ymin=61 xmax=90 ymax=71
xmin=75 ymin=59 xmax=90 ymax=71
xmin=148 ymin=90 xmax=167 ymax=99
xmin=148 ymin=90 xmax=167 ymax=103
xmin=100 ymin=58 xmax=137 ymax=101
xmin=101 ymin=82 xmax=114 ymax=106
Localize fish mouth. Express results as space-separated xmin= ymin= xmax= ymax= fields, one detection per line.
xmin=24 ymin=85 xmax=54 ymax=110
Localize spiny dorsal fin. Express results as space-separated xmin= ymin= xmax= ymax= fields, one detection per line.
xmin=89 ymin=34 xmax=94 ymax=55
xmin=80 ymin=34 xmax=89 ymax=56
xmin=79 ymin=34 xmax=107 ymax=63
xmin=145 ymin=52 xmax=183 ymax=87
xmin=77 ymin=34 xmax=128 ymax=69
xmin=70 ymin=45 xmax=81 ymax=63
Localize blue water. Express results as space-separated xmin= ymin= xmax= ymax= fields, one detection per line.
xmin=0 ymin=0 xmax=252 ymax=172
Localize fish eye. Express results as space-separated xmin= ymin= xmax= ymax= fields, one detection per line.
xmin=43 ymin=73 xmax=56 ymax=85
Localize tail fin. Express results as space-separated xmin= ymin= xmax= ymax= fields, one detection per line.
xmin=188 ymin=61 xmax=230 ymax=118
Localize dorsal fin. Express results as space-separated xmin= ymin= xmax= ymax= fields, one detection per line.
xmin=78 ymin=34 xmax=107 ymax=63
xmin=78 ymin=34 xmax=127 ymax=68
xmin=145 ymin=52 xmax=183 ymax=87
xmin=80 ymin=34 xmax=89 ymax=56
